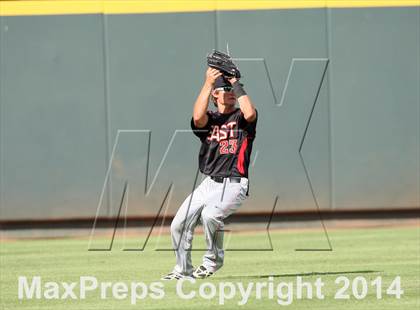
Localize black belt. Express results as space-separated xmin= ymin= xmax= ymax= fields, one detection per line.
xmin=210 ymin=176 xmax=241 ymax=183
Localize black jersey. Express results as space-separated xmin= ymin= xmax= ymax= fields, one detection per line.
xmin=190 ymin=108 xmax=258 ymax=178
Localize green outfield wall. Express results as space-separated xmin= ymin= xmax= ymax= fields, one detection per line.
xmin=0 ymin=3 xmax=419 ymax=220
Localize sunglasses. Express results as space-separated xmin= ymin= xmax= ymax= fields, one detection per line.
xmin=215 ymin=86 xmax=233 ymax=92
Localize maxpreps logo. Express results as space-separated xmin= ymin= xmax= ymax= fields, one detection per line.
xmin=207 ymin=121 xmax=238 ymax=155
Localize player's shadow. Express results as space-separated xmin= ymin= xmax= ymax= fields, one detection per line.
xmin=216 ymin=270 xmax=379 ymax=280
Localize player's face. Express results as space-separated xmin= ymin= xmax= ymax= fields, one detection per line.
xmin=214 ymin=88 xmax=236 ymax=106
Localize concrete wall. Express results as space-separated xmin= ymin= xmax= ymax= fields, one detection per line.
xmin=0 ymin=6 xmax=419 ymax=220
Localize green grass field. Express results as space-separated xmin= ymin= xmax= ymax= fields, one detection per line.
xmin=1 ymin=226 xmax=419 ymax=309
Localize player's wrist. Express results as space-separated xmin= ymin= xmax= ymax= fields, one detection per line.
xmin=232 ymin=81 xmax=247 ymax=98
xmin=204 ymin=80 xmax=214 ymax=88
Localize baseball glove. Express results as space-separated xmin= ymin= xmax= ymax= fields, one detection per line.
xmin=207 ymin=50 xmax=241 ymax=79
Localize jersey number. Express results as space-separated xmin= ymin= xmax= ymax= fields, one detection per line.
xmin=219 ymin=139 xmax=237 ymax=154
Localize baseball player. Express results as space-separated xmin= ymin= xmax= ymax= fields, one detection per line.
xmin=162 ymin=64 xmax=257 ymax=280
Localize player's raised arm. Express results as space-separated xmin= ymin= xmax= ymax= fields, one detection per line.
xmin=192 ymin=68 xmax=222 ymax=128
xmin=228 ymin=77 xmax=257 ymax=122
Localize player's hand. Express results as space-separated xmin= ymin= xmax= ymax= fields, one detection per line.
xmin=205 ymin=67 xmax=222 ymax=86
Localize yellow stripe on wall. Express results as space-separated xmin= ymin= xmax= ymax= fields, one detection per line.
xmin=0 ymin=0 xmax=419 ymax=16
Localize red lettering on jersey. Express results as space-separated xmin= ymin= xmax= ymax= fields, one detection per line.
xmin=230 ymin=139 xmax=238 ymax=153
xmin=219 ymin=139 xmax=238 ymax=155
xmin=209 ymin=125 xmax=220 ymax=141
xmin=226 ymin=121 xmax=237 ymax=138
xmin=219 ymin=140 xmax=229 ymax=154
xmin=208 ymin=121 xmax=237 ymax=142
xmin=219 ymin=124 xmax=228 ymax=140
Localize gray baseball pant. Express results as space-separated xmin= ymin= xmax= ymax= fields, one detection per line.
xmin=170 ymin=176 xmax=248 ymax=275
